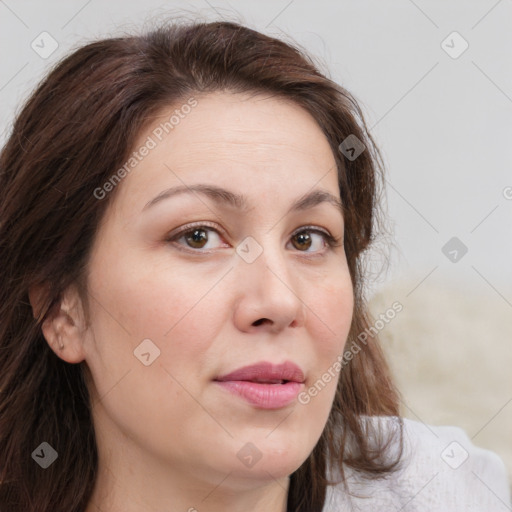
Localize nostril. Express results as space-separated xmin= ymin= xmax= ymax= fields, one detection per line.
xmin=253 ymin=318 xmax=270 ymax=326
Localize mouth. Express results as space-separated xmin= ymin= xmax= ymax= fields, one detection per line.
xmin=213 ymin=361 xmax=305 ymax=409
xmin=247 ymin=379 xmax=287 ymax=384
xmin=214 ymin=360 xmax=305 ymax=384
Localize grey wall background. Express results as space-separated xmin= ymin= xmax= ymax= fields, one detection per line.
xmin=1 ymin=0 xmax=511 ymax=481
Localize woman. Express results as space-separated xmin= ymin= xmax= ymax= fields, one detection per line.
xmin=0 ymin=19 xmax=509 ymax=512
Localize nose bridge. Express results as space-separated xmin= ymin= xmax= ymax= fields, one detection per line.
xmin=230 ymin=223 xmax=308 ymax=333
xmin=235 ymin=231 xmax=301 ymax=306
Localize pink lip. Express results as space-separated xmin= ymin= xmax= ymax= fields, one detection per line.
xmin=215 ymin=361 xmax=305 ymax=383
xmin=214 ymin=361 xmax=305 ymax=410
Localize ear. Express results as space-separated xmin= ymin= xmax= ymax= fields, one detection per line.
xmin=28 ymin=282 xmax=87 ymax=364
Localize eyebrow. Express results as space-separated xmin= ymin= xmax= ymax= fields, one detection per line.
xmin=142 ymin=183 xmax=344 ymax=216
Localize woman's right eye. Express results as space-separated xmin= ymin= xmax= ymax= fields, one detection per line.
xmin=166 ymin=224 xmax=228 ymax=252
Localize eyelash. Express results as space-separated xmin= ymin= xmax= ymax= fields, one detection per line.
xmin=165 ymin=222 xmax=343 ymax=256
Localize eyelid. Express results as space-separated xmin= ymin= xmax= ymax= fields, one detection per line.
xmin=165 ymin=221 xmax=226 ymax=241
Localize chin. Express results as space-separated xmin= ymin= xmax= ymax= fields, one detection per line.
xmin=237 ymin=447 xmax=309 ymax=482
xmin=225 ymin=459 xmax=301 ymax=489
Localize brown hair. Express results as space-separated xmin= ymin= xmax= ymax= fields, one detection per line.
xmin=0 ymin=19 xmax=403 ymax=512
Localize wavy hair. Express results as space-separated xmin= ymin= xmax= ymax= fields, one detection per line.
xmin=0 ymin=18 xmax=403 ymax=512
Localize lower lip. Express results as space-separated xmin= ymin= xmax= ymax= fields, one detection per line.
xmin=214 ymin=380 xmax=304 ymax=409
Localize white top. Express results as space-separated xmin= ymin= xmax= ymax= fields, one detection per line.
xmin=323 ymin=416 xmax=511 ymax=511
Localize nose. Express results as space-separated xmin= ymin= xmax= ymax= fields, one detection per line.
xmin=232 ymin=237 xmax=306 ymax=334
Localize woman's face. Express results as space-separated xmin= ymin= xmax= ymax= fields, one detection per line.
xmin=78 ymin=91 xmax=353 ymax=490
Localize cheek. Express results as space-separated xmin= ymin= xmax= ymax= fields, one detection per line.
xmin=300 ymin=274 xmax=353 ymax=404
xmin=91 ymin=258 xmax=227 ymax=390
xmin=308 ymin=274 xmax=354 ymax=354
xmin=83 ymin=247 xmax=196 ymax=393
xmin=84 ymin=263 xmax=223 ymax=447
xmin=92 ymin=245 xmax=212 ymax=334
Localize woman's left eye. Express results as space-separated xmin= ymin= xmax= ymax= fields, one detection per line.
xmin=166 ymin=223 xmax=342 ymax=254
xmin=288 ymin=228 xmax=342 ymax=253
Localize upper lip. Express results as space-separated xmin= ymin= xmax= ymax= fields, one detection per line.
xmin=215 ymin=361 xmax=305 ymax=383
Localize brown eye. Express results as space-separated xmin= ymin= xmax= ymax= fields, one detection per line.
xmin=291 ymin=231 xmax=313 ymax=251
xmin=183 ymin=228 xmax=209 ymax=249
xmin=166 ymin=224 xmax=226 ymax=251
xmin=289 ymin=228 xmax=338 ymax=253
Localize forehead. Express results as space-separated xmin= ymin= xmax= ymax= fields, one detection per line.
xmin=112 ymin=91 xmax=340 ymax=215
